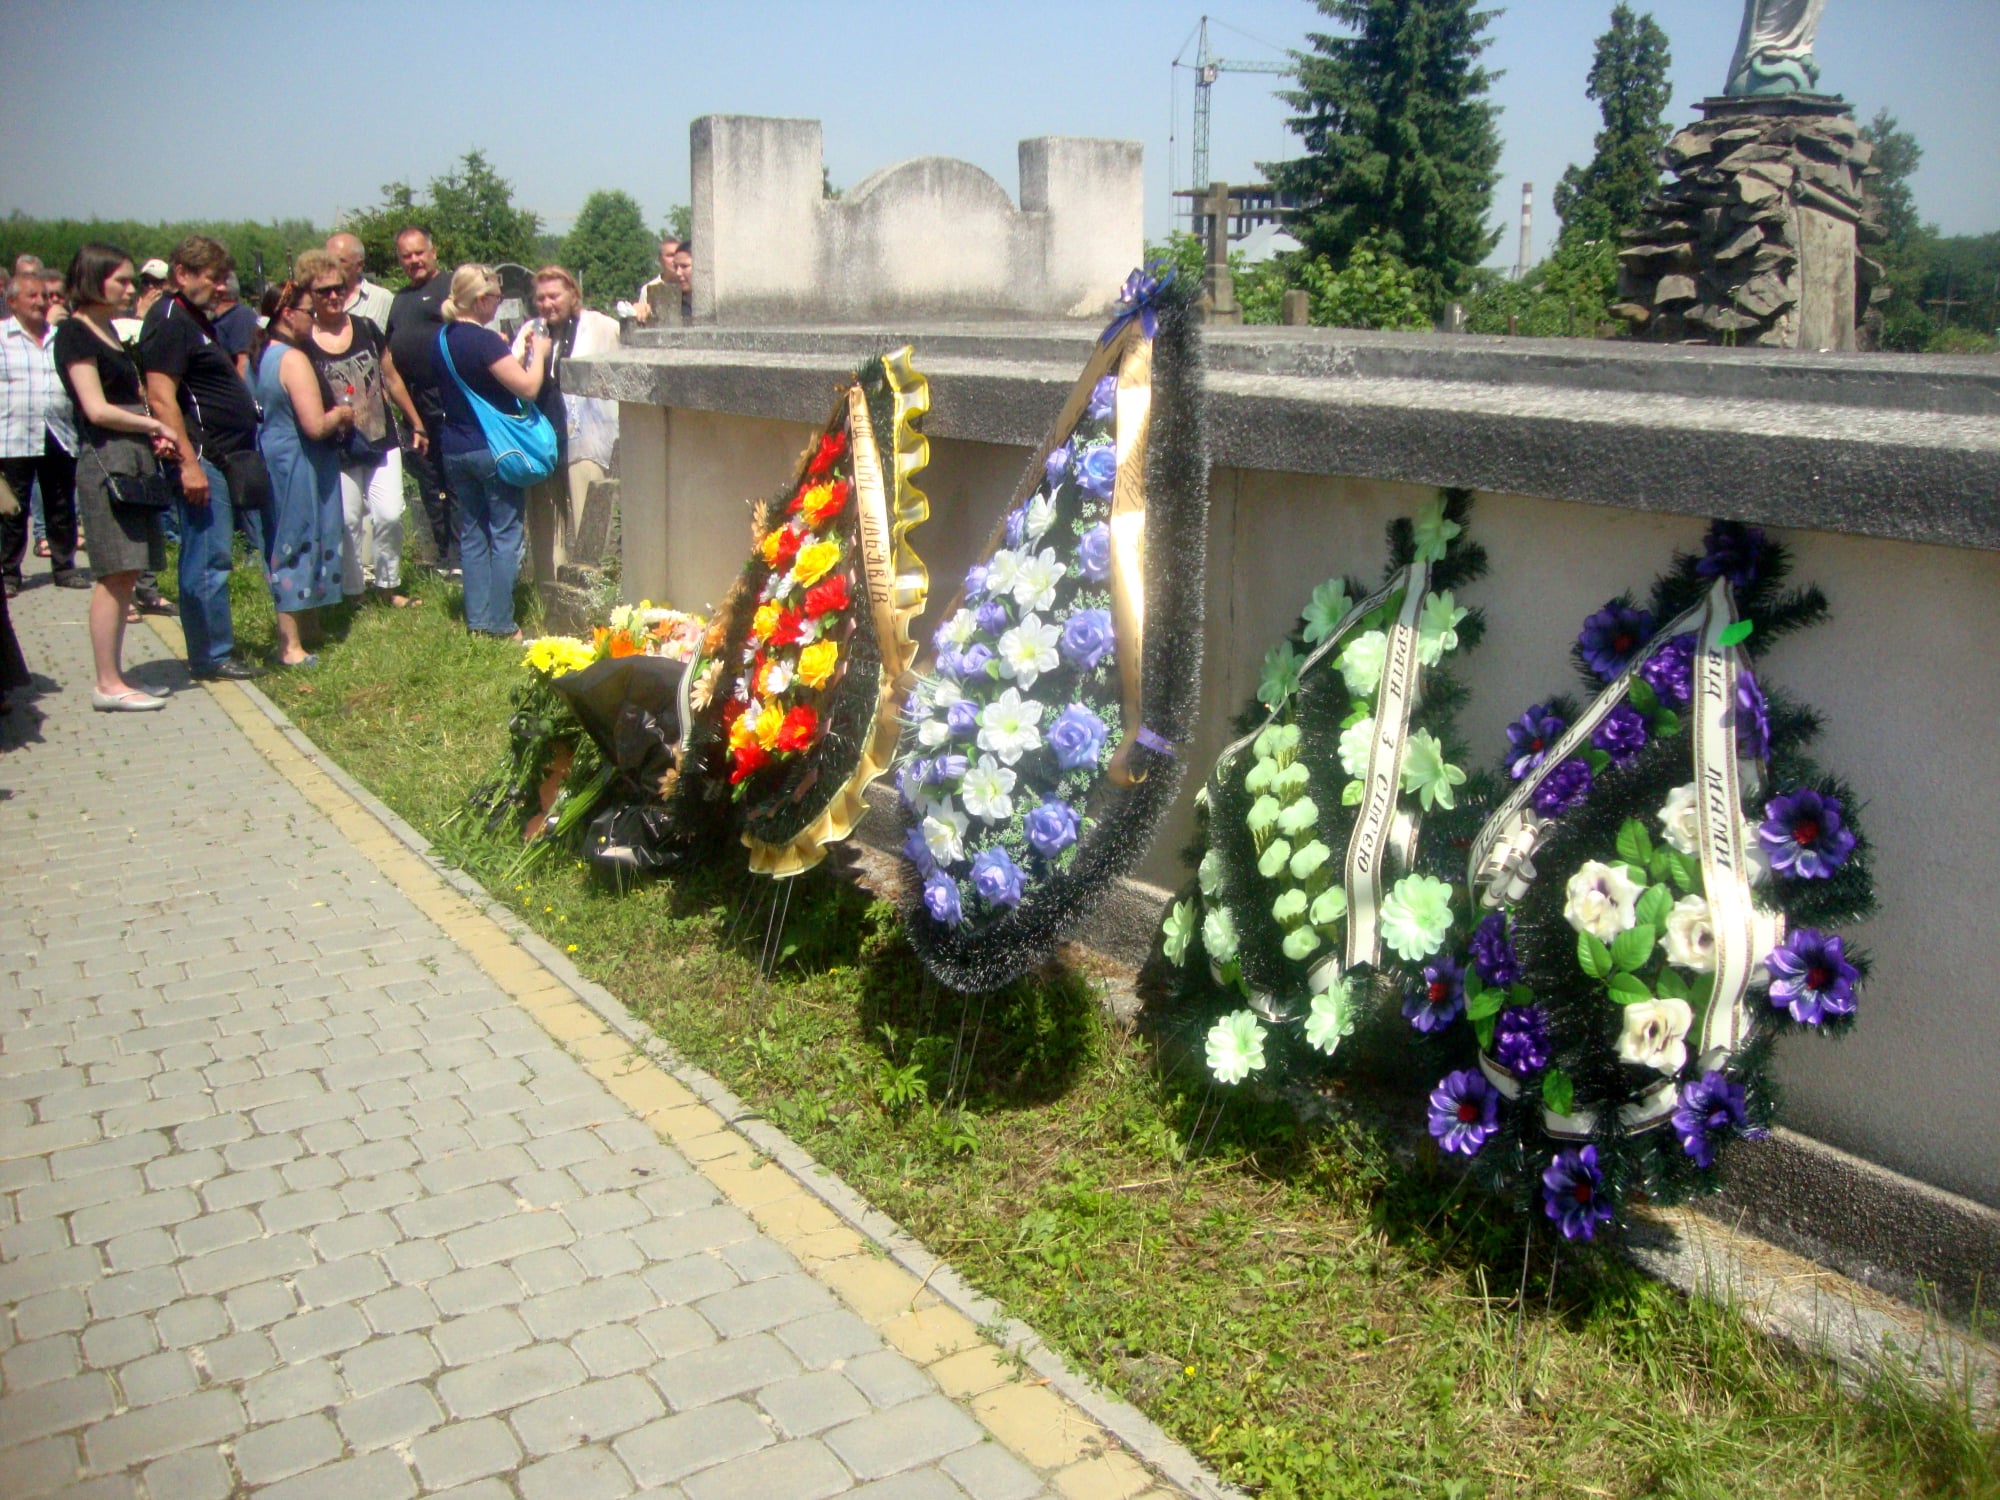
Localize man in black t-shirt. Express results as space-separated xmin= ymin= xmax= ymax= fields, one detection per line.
xmin=139 ymin=235 xmax=266 ymax=681
xmin=382 ymin=225 xmax=457 ymax=574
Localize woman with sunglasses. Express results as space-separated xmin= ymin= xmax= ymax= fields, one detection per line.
xmin=297 ymin=249 xmax=421 ymax=608
xmin=251 ymin=263 xmax=353 ymax=668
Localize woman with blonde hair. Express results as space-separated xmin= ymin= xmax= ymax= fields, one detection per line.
xmin=436 ymin=264 xmax=549 ymax=639
xmin=511 ymin=265 xmax=619 ymax=601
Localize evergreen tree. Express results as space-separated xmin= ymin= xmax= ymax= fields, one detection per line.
xmin=341 ymin=151 xmax=540 ymax=285
xmin=1554 ymin=5 xmax=1672 ymax=241
xmin=1268 ymin=0 xmax=1504 ymax=308
xmin=1858 ymin=110 xmax=1935 ymax=349
xmin=561 ymin=190 xmax=657 ymax=311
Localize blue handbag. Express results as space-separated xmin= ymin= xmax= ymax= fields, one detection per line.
xmin=436 ymin=327 xmax=559 ymax=487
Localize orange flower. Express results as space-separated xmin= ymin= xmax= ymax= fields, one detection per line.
xmin=608 ymin=633 xmax=639 ymax=659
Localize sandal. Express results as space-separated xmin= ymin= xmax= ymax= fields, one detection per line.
xmin=34 ymin=538 xmax=50 ymax=559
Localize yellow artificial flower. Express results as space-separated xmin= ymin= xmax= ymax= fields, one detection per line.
xmin=796 ymin=639 xmax=840 ymax=690
xmin=753 ymin=703 xmax=785 ymax=750
xmin=522 ymin=636 xmax=595 ymax=678
xmin=793 ymin=539 xmax=841 ymax=588
xmin=750 ymin=602 xmax=782 ymax=642
xmin=759 ymin=527 xmax=789 ymax=566
xmin=727 ymin=711 xmax=758 ymax=752
xmin=795 ymin=482 xmax=831 ymax=520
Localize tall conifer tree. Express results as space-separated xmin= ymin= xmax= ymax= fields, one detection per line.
xmin=1555 ymin=5 xmax=1673 ymax=241
xmin=1268 ymin=0 xmax=1503 ymax=307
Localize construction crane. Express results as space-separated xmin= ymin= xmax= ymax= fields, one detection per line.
xmin=1171 ymin=15 xmax=1297 ymax=223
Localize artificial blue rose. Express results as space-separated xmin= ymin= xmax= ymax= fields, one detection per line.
xmin=1024 ymin=797 xmax=1081 ymax=858
xmin=1047 ymin=703 xmax=1110 ymax=771
xmin=1043 ymin=444 xmax=1070 ymax=492
xmin=975 ymin=600 xmax=1010 ymax=637
xmin=903 ymin=824 xmax=937 ymax=876
xmin=1059 ymin=609 xmax=1115 ymax=673
xmin=1077 ymin=444 xmax=1117 ymax=500
xmin=971 ymin=846 xmax=1025 ymax=907
xmin=927 ymin=753 xmax=969 ymax=785
xmin=1005 ymin=508 xmax=1027 ymax=550
xmin=958 ymin=643 xmax=994 ymax=678
xmin=1078 ymin=523 xmax=1111 ymax=584
xmin=1085 ymin=374 xmax=1117 ymax=422
xmin=964 ymin=564 xmax=989 ymax=601
xmin=947 ymin=698 xmax=979 ymax=739
xmin=923 ymin=871 xmax=963 ymax=926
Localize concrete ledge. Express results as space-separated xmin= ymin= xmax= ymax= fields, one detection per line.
xmin=572 ymin=324 xmax=2000 ymax=551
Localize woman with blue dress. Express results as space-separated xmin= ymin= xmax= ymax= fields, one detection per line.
xmin=251 ymin=273 xmax=352 ymax=667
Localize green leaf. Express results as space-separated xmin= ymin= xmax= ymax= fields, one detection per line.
xmin=1610 ymin=923 xmax=1657 ymax=972
xmin=1583 ymin=747 xmax=1611 ymax=775
xmin=1627 ymin=678 xmax=1659 ymax=715
xmin=1340 ymin=779 xmax=1364 ymax=807
xmin=1648 ymin=848 xmax=1672 ymax=884
xmin=1508 ymin=984 xmax=1535 ymax=1008
xmin=1718 ymin=619 xmax=1754 ymax=648
xmin=1654 ymin=967 xmax=1690 ymax=1000
xmin=1542 ymin=1068 xmax=1575 ymax=1118
xmin=1635 ymin=884 xmax=1673 ymax=931
xmin=1607 ymin=972 xmax=1652 ymax=1006
xmin=1577 ymin=932 xmax=1613 ymax=979
xmin=1623 ymin=863 xmax=1651 ymax=887
xmin=1474 ymin=1013 xmax=1497 ymax=1051
xmin=1615 ymin=818 xmax=1654 ymax=867
xmin=1662 ymin=847 xmax=1697 ymax=893
xmin=1466 ymin=987 xmax=1505 ymax=1022
xmin=1654 ymin=708 xmax=1683 ymax=738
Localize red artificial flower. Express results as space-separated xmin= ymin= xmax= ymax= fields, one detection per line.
xmin=771 ymin=525 xmax=802 ymax=570
xmin=804 ymin=574 xmax=850 ymax=618
xmin=807 ymin=427 xmax=848 ymax=479
xmin=769 ymin=608 xmax=805 ymax=648
xmin=730 ymin=742 xmax=770 ymax=784
xmin=804 ymin=478 xmax=851 ymax=527
xmin=774 ymin=704 xmax=819 ymax=753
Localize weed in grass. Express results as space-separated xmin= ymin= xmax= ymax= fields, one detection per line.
xmin=257 ymin=584 xmax=2000 ymax=1500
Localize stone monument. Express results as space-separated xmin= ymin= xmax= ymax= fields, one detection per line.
xmin=1613 ymin=0 xmax=1883 ymax=351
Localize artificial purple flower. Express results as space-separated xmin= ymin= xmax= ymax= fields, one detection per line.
xmin=1023 ymin=797 xmax=1081 ymax=859
xmin=1043 ymin=444 xmax=1070 ymax=492
xmin=896 ymin=761 xmax=928 ymax=809
xmin=1493 ymin=1006 xmax=1551 ymax=1075
xmin=1004 ymin=507 xmax=1027 ymax=550
xmin=1639 ymin=632 xmax=1697 ymax=709
xmin=1085 ymin=373 xmax=1118 ymax=422
xmin=971 ymin=846 xmax=1024 ymax=908
xmin=1758 ymin=787 xmax=1856 ymax=880
xmin=1078 ymin=523 xmax=1112 ymax=584
xmin=1541 ymin=1145 xmax=1615 ymax=1242
xmin=957 ymin=643 xmax=995 ymax=680
xmin=1403 ymin=957 xmax=1465 ymax=1034
xmin=902 ymin=824 xmax=936 ymax=876
xmin=1592 ymin=703 xmax=1650 ymax=767
xmin=1696 ymin=521 xmax=1769 ymax=591
xmin=923 ymin=871 xmax=963 ymax=926
xmin=1077 ymin=444 xmax=1117 ymax=501
xmin=1672 ymin=1070 xmax=1750 ymax=1169
xmin=975 ymin=600 xmax=1010 ymax=637
xmin=927 ymin=753 xmax=969 ymax=785
xmin=1577 ymin=601 xmax=1656 ymax=682
xmin=1505 ymin=704 xmax=1567 ymax=781
xmin=963 ymin=564 xmax=990 ymax=601
xmin=1468 ymin=912 xmax=1520 ymax=987
xmin=1059 ymin=609 xmax=1115 ymax=673
xmin=946 ymin=697 xmax=979 ymax=739
xmin=1766 ymin=928 xmax=1859 ymax=1025
xmin=1427 ymin=1069 xmax=1500 ymax=1157
xmin=1735 ymin=670 xmax=1770 ymax=759
xmin=1046 ymin=703 xmax=1109 ymax=771
xmin=1531 ymin=757 xmax=1593 ymax=817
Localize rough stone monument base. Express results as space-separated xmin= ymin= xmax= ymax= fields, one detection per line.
xmin=1614 ymin=95 xmax=1882 ymax=351
xmin=536 ymin=477 xmax=622 ymax=636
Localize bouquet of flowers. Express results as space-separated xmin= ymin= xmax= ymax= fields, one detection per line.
xmin=895 ymin=269 xmax=1208 ymax=993
xmin=1156 ymin=493 xmax=1492 ymax=1088
xmin=1426 ymin=523 xmax=1871 ymax=1241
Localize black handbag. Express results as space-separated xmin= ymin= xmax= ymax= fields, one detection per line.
xmin=89 ymin=435 xmax=175 ymax=511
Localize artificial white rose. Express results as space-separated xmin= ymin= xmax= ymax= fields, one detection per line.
xmin=1277 ymin=795 xmax=1320 ymax=839
xmin=1616 ymin=997 xmax=1693 ymax=1075
xmin=1339 ymin=717 xmax=1376 ymax=778
xmin=1337 ymin=631 xmax=1389 ymax=698
xmin=1661 ymin=893 xmax=1717 ymax=973
xmin=1271 ymin=888 xmax=1308 ymax=926
xmin=1657 ymin=783 xmax=1700 ymax=856
xmin=1563 ymin=860 xmax=1645 ymax=943
xmin=1258 ymin=839 xmax=1293 ymax=880
xmin=916 ymin=716 xmax=953 ymax=749
xmin=1244 ymin=758 xmax=1278 ymax=796
xmin=1282 ymin=927 xmax=1321 ymax=961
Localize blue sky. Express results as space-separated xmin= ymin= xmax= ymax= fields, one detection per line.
xmin=2 ymin=0 xmax=1993 ymax=266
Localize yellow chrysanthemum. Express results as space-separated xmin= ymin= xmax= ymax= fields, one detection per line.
xmin=753 ymin=703 xmax=785 ymax=750
xmin=750 ymin=602 xmax=781 ymax=642
xmin=796 ymin=639 xmax=840 ymax=690
xmin=522 ymin=636 xmax=595 ymax=678
xmin=728 ymin=710 xmax=758 ymax=752
xmin=793 ymin=539 xmax=841 ymax=588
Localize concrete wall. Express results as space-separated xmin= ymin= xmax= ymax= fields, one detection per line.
xmin=613 ymin=399 xmax=2000 ymax=1214
xmin=690 ymin=116 xmax=1142 ymax=324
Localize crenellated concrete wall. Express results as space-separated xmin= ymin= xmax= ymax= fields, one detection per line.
xmin=690 ymin=117 xmax=1142 ymax=325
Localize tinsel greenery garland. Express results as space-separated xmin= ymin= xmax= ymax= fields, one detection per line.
xmin=1416 ymin=522 xmax=1872 ymax=1242
xmin=1156 ymin=491 xmax=1494 ymax=1086
xmin=895 ymin=270 xmax=1209 ymax=994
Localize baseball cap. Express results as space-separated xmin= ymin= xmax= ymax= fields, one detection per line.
xmin=138 ymin=258 xmax=170 ymax=283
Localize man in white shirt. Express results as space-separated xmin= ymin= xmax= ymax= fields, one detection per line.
xmin=0 ymin=270 xmax=82 ymax=596
xmin=326 ymin=233 xmax=395 ymax=329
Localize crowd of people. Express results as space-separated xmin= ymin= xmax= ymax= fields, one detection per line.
xmin=0 ymin=227 xmax=636 ymax=718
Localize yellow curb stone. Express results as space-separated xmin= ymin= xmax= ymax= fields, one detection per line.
xmin=680 ymin=1131 xmax=756 ymax=1165
xmin=604 ymin=1067 xmax=698 ymax=1116
xmin=881 ymin=1304 xmax=985 ymax=1364
xmin=920 ymin=1344 xmax=1014 ymax=1399
xmin=650 ymin=1104 xmax=729 ymax=1146
xmin=568 ymin=1032 xmax=631 ymax=1064
xmin=534 ymin=1003 xmax=610 ymax=1042
xmin=970 ymin=1382 xmax=1097 ymax=1470
xmin=787 ymin=1227 xmax=870 ymax=1266
xmin=747 ymin=1193 xmax=843 ymax=1244
xmin=705 ymin=1161 xmax=800 ymax=1211
xmin=1051 ymin=1452 xmax=1153 ymax=1500
xmin=818 ymin=1254 xmax=932 ymax=1323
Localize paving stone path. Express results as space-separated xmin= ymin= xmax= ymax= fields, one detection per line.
xmin=1 ymin=582 xmax=1204 ymax=1500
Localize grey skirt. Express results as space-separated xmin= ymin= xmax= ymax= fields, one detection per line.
xmin=76 ymin=434 xmax=168 ymax=578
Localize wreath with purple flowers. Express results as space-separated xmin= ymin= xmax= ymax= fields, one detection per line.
xmin=895 ymin=270 xmax=1208 ymax=993
xmin=1424 ymin=522 xmax=1872 ymax=1242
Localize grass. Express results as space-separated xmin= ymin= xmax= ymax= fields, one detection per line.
xmin=210 ymin=563 xmax=1999 ymax=1499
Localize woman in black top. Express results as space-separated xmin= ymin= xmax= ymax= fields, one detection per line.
xmin=56 ymin=244 xmax=182 ymax=711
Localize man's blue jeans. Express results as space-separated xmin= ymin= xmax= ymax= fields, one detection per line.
xmin=444 ymin=450 xmax=524 ymax=636
xmin=175 ymin=458 xmax=271 ymax=671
